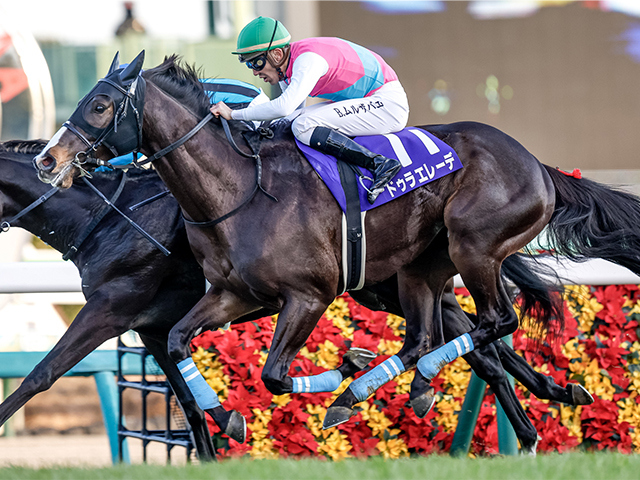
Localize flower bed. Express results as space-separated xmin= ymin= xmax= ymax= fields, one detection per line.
xmin=190 ymin=284 xmax=640 ymax=458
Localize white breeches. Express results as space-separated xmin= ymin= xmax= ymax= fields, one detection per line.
xmin=290 ymin=81 xmax=410 ymax=145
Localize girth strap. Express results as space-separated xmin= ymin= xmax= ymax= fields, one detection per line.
xmin=337 ymin=160 xmax=366 ymax=292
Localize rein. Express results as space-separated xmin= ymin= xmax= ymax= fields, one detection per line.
xmin=0 ymin=170 xmax=170 ymax=258
xmin=62 ymin=172 xmax=128 ymax=260
xmin=182 ymin=117 xmax=277 ymax=228
xmin=0 ymin=187 xmax=59 ymax=233
xmin=80 ymin=177 xmax=171 ymax=256
xmin=133 ymin=112 xmax=215 ymax=167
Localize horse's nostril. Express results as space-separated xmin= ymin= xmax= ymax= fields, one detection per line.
xmin=41 ymin=156 xmax=54 ymax=168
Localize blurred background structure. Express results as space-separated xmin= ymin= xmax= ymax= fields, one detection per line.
xmin=1 ymin=0 xmax=640 ymax=462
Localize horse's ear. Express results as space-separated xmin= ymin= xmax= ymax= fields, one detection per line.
xmin=107 ymin=52 xmax=120 ymax=75
xmin=120 ymin=51 xmax=145 ymax=83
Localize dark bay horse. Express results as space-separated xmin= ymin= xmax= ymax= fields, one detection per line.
xmin=1 ymin=140 xmax=590 ymax=457
xmin=35 ymin=53 xmax=630 ymax=441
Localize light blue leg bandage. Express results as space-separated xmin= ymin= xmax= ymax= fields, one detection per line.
xmin=417 ymin=333 xmax=474 ymax=381
xmin=178 ymin=357 xmax=221 ymax=410
xmin=291 ymin=370 xmax=343 ymax=393
xmin=348 ymin=355 xmax=405 ymax=402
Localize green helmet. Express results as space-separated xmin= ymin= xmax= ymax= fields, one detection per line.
xmin=232 ymin=16 xmax=291 ymax=58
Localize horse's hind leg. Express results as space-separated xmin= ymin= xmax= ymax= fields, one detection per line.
xmin=408 ymin=285 xmax=539 ymax=454
xmin=416 ymin=160 xmax=553 ymax=383
xmin=0 ymin=292 xmax=132 ymax=428
xmin=325 ymin=232 xmax=454 ymax=429
xmin=495 ymin=340 xmax=593 ymax=405
xmin=138 ymin=333 xmax=217 ymax=461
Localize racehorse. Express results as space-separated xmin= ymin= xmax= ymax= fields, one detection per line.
xmin=1 ymin=140 xmax=589 ymax=455
xmin=34 ymin=52 xmax=631 ymax=442
xmin=1 ymin=139 xmax=592 ymax=455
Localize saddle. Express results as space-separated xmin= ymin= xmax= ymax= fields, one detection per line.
xmin=237 ymin=123 xmax=463 ymax=293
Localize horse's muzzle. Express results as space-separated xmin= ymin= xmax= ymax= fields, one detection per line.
xmin=34 ymin=153 xmax=57 ymax=173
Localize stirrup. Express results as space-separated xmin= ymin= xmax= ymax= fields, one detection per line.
xmin=367 ymin=187 xmax=384 ymax=204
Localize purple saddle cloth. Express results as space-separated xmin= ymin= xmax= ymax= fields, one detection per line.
xmin=295 ymin=127 xmax=463 ymax=212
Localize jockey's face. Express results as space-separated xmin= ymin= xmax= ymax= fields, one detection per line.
xmin=251 ymin=48 xmax=286 ymax=85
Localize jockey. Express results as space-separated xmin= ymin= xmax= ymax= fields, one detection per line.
xmin=102 ymin=77 xmax=269 ymax=169
xmin=209 ymin=16 xmax=409 ymax=204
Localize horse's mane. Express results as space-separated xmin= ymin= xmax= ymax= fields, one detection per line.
xmin=142 ymin=55 xmax=211 ymax=118
xmin=0 ymin=139 xmax=47 ymax=157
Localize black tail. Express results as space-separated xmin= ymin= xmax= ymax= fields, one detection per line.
xmin=543 ymin=165 xmax=640 ymax=275
xmin=501 ymin=253 xmax=564 ymax=327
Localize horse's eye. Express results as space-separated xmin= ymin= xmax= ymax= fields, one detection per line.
xmin=95 ymin=104 xmax=106 ymax=114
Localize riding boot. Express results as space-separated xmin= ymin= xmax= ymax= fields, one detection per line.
xmin=309 ymin=127 xmax=401 ymax=204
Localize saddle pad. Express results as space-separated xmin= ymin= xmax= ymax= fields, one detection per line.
xmin=296 ymin=127 xmax=463 ymax=212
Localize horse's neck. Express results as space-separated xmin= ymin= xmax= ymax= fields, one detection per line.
xmin=4 ymin=166 xmax=110 ymax=258
xmin=141 ymin=82 xmax=250 ymax=224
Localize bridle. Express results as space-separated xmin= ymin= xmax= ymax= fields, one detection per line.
xmin=63 ymin=68 xmax=146 ymax=175
xmin=60 ymin=52 xmax=277 ymax=229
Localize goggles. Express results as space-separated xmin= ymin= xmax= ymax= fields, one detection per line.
xmin=243 ymin=53 xmax=268 ymax=71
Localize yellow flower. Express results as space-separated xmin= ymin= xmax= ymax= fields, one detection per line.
xmin=628 ymin=342 xmax=640 ymax=366
xmin=205 ymin=374 xmax=229 ymax=401
xmin=258 ymin=350 xmax=269 ymax=367
xmin=560 ymin=404 xmax=583 ymax=442
xmin=386 ymin=314 xmax=405 ymax=338
xmin=564 ymin=285 xmax=603 ymax=333
xmin=434 ymin=395 xmax=462 ymax=432
xmin=581 ymin=359 xmax=615 ymax=401
xmin=367 ymin=407 xmax=393 ymax=437
xmin=192 ymin=346 xmax=214 ymax=367
xmin=440 ymin=358 xmax=472 ymax=398
xmin=332 ymin=307 xmax=355 ymax=340
xmin=562 ymin=339 xmax=586 ymax=361
xmin=272 ymin=393 xmax=291 ymax=408
xmin=456 ymin=294 xmax=476 ymax=314
xmin=250 ymin=438 xmax=279 ymax=459
xmin=376 ymin=437 xmax=409 ymax=459
xmin=306 ymin=404 xmax=326 ymax=438
xmin=626 ymin=370 xmax=640 ymax=399
xmin=317 ymin=430 xmax=352 ymax=460
xmin=395 ymin=370 xmax=413 ymax=395
xmin=249 ymin=408 xmax=271 ymax=442
xmin=378 ymin=338 xmax=403 ymax=356
xmin=316 ymin=340 xmax=341 ymax=369
xmin=618 ymin=397 xmax=640 ymax=428
xmin=325 ymin=297 xmax=351 ymax=322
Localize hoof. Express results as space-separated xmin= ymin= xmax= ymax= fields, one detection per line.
xmin=207 ymin=407 xmax=247 ymax=444
xmin=343 ymin=347 xmax=377 ymax=370
xmin=323 ymin=406 xmax=354 ymax=430
xmin=570 ymin=383 xmax=594 ymax=405
xmin=411 ymin=387 xmax=435 ymax=418
xmin=520 ymin=435 xmax=540 ymax=456
xmin=224 ymin=410 xmax=247 ymax=444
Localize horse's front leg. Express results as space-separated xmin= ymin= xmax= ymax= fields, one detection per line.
xmin=0 ymin=291 xmax=133 ymax=428
xmin=261 ymin=292 xmax=335 ymax=395
xmin=167 ymin=287 xmax=259 ymax=444
xmin=138 ymin=333 xmax=216 ymax=462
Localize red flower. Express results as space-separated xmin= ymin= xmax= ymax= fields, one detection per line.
xmin=272 ymin=429 xmax=318 ymax=457
xmin=351 ymin=436 xmax=379 ymax=458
